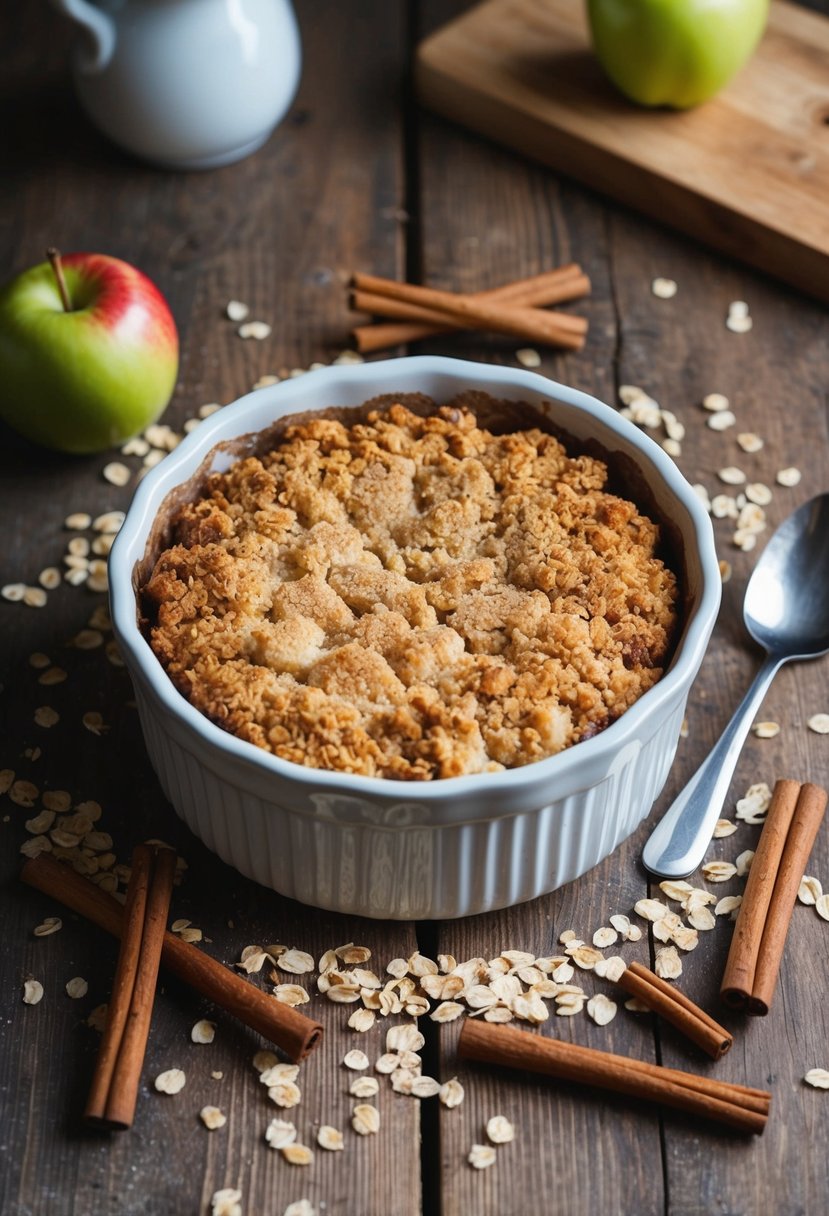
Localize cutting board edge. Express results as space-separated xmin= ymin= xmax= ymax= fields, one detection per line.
xmin=415 ymin=5 xmax=829 ymax=306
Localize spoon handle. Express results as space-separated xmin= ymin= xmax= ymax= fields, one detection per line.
xmin=642 ymin=655 xmax=783 ymax=879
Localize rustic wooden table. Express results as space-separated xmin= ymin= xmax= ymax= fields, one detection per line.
xmin=2 ymin=3 xmax=829 ymax=1214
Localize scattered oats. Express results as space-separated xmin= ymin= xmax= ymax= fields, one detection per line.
xmin=468 ymin=1144 xmax=497 ymax=1170
xmin=1 ymin=582 xmax=25 ymax=602
xmin=659 ymin=880 xmax=695 ymax=902
xmin=736 ymin=782 xmax=772 ymax=823
xmin=38 ymin=567 xmax=61 ymax=590
xmin=33 ymin=916 xmax=62 ymax=937
xmin=267 ymin=1080 xmax=302 ymax=1109
xmin=804 ymin=1069 xmax=829 ymax=1089
xmin=559 ymin=929 xmax=577 ymax=944
xmin=283 ymin=1204 xmax=316 ymax=1216
xmin=317 ymin=1126 xmax=344 ymax=1151
xmin=734 ymin=850 xmax=755 ymax=877
xmin=105 ymin=640 xmax=125 ymax=667
xmin=430 ymin=1000 xmax=466 ymax=1023
xmin=143 ymin=449 xmax=165 ymax=470
xmin=515 ymin=348 xmax=541 ymax=368
xmin=619 ymin=385 xmax=649 ymax=405
xmin=336 ymin=943 xmax=372 ymax=964
xmin=144 ymin=423 xmax=180 ymax=451
xmin=10 ymin=780 xmax=39 ymax=807
xmin=350 ymin=1075 xmax=379 ymax=1098
xmin=702 ymin=860 xmax=738 ymax=882
xmin=121 ymin=436 xmax=151 ymax=457
xmin=734 ymin=530 xmax=757 ymax=552
xmin=593 ymin=956 xmax=626 ymax=982
xmin=260 ymin=1063 xmax=300 ymax=1087
xmin=183 ymin=418 xmax=201 ymax=433
xmin=66 ymin=976 xmax=88 ymax=999
xmin=719 ymin=560 xmax=733 ymax=583
xmin=67 ymin=541 xmax=90 ymax=560
xmin=608 ymin=914 xmax=633 ymax=941
xmin=654 ymin=946 xmax=682 ymax=980
xmin=274 ymin=984 xmax=310 ymax=1006
xmin=343 ymin=1049 xmax=369 ymax=1071
xmin=816 ymin=894 xmax=829 ymax=922
xmin=745 ymin=483 xmax=772 ymax=506
xmin=726 ymin=314 xmax=753 ymax=333
xmin=652 ymin=277 xmax=677 ymax=299
xmin=191 ymin=1019 xmax=216 ymax=1044
xmin=87 ymin=1003 xmax=108 ymax=1031
xmin=752 ymin=721 xmax=780 ymax=739
xmin=65 ymin=567 xmax=89 ymax=586
xmin=34 ymin=706 xmax=60 ymax=729
xmin=252 ymin=1051 xmax=279 ymax=1075
xmin=634 ymin=898 xmax=670 ymax=922
xmin=23 ymin=979 xmax=44 ymax=1005
xmin=65 ymin=512 xmax=92 ymax=530
xmin=171 ymin=918 xmax=192 ymax=933
xmin=333 ymin=349 xmax=364 ymax=365
xmin=708 ymin=410 xmax=737 ymax=431
xmin=200 ymin=1106 xmax=226 ymax=1130
xmin=718 ymin=466 xmax=746 ymax=486
xmin=198 ymin=403 xmax=222 ymax=419
xmin=440 ymin=1077 xmax=465 ymax=1108
xmin=278 ymin=948 xmax=315 ymax=975
xmin=23 ymin=586 xmax=48 ymax=607
xmin=351 ymin=1104 xmax=380 ymax=1136
xmin=252 ymin=375 xmax=279 ymax=390
xmin=587 ymin=993 xmax=618 ymax=1026
xmin=714 ymin=819 xmax=738 ymax=839
xmin=154 ymin=1068 xmax=186 ymax=1094
xmin=798 ymin=876 xmax=823 ymax=905
xmin=737 ymin=432 xmax=764 ymax=453
xmin=235 ymin=946 xmax=269 ymax=972
xmin=661 ymin=438 xmax=682 ymax=458
xmin=386 ymin=1024 xmax=424 ymax=1054
xmin=25 ymin=809 xmax=55 ymax=834
xmin=93 ymin=511 xmax=126 ymax=534
xmin=776 ymin=466 xmax=802 ymax=487
xmin=671 ymin=923 xmax=700 ymax=951
xmin=486 ymin=1115 xmax=515 ymax=1144
xmin=266 ymin=1118 xmax=298 ymax=1150
xmin=661 ymin=411 xmax=685 ymax=441
xmin=411 ymin=1075 xmax=442 ymax=1098
xmin=570 ymin=945 xmax=605 ymax=971
xmin=82 ymin=711 xmax=109 ymax=735
xmin=102 ymin=461 xmax=131 ymax=487
xmin=238 ymin=320 xmax=272 ymax=340
xmin=711 ymin=494 xmax=738 ymax=519
xmin=807 ymin=714 xmax=829 ymax=735
xmin=74 ymin=629 xmax=104 ymax=650
xmin=715 ymin=895 xmax=743 ymax=917
xmin=687 ymin=905 xmax=717 ymax=931
xmin=20 ymin=836 xmax=52 ymax=859
xmin=0 ymin=768 xmax=14 ymax=793
xmin=702 ymin=393 xmax=730 ymax=413
xmin=211 ymin=1188 xmax=242 ymax=1216
xmin=624 ymin=997 xmax=650 ymax=1013
xmin=592 ymin=926 xmax=618 ymax=949
xmin=347 ymin=1007 xmax=376 ymax=1033
xmin=226 ymin=300 xmax=249 ymax=322
xmin=39 ymin=667 xmax=67 ymax=686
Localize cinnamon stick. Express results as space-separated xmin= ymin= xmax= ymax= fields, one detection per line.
xmin=22 ymin=854 xmax=323 ymax=1063
xmin=748 ymin=782 xmax=828 ymax=1015
xmin=351 ymin=266 xmax=591 ymax=353
xmin=458 ymin=1019 xmax=769 ymax=1135
xmin=617 ymin=961 xmax=732 ymax=1059
xmin=720 ymin=779 xmax=802 ymax=1011
xmin=350 ymin=272 xmax=588 ymax=350
xmin=87 ymin=846 xmax=176 ymax=1128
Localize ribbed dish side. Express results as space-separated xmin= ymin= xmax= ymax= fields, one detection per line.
xmin=135 ymin=684 xmax=686 ymax=919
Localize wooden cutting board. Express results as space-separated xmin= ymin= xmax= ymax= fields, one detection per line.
xmin=416 ymin=0 xmax=829 ymax=302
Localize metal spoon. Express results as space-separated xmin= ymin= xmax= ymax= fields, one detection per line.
xmin=643 ymin=492 xmax=829 ymax=880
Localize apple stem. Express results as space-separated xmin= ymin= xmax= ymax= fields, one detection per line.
xmin=46 ymin=247 xmax=73 ymax=312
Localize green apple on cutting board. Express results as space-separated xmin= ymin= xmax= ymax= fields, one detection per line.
xmin=0 ymin=250 xmax=178 ymax=454
xmin=586 ymin=0 xmax=769 ymax=109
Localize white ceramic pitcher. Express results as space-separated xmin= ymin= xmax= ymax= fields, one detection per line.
xmin=52 ymin=0 xmax=302 ymax=169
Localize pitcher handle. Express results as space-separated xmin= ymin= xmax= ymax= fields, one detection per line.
xmin=51 ymin=0 xmax=116 ymax=73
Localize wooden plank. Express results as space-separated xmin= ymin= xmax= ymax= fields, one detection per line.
xmin=416 ymin=0 xmax=829 ymax=303
xmin=605 ymin=207 xmax=829 ymax=1215
xmin=0 ymin=3 xmax=418 ymax=1215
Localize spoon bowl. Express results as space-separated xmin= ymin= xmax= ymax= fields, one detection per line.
xmin=643 ymin=492 xmax=829 ymax=880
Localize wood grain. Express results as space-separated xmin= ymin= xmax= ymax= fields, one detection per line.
xmin=416 ymin=0 xmax=829 ymax=303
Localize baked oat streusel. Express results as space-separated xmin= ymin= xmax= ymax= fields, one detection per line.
xmin=142 ymin=403 xmax=678 ymax=780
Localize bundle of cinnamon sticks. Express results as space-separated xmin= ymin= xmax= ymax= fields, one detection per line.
xmin=349 ymin=264 xmax=591 ymax=354
xmin=22 ymin=853 xmax=323 ymax=1130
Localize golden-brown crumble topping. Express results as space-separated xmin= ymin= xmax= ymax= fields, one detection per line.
xmin=142 ymin=403 xmax=678 ymax=780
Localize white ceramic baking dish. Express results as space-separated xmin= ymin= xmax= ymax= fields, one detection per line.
xmin=110 ymin=356 xmax=721 ymax=919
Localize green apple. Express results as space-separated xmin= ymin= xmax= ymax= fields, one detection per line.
xmin=586 ymin=0 xmax=769 ymax=109
xmin=0 ymin=251 xmax=179 ymax=454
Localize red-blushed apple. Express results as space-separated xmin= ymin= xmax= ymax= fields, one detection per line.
xmin=0 ymin=250 xmax=179 ymax=454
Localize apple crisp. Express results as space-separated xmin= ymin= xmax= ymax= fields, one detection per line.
xmin=142 ymin=402 xmax=678 ymax=780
